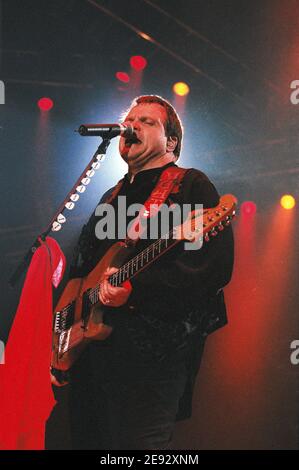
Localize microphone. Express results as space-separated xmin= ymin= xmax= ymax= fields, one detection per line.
xmin=77 ymin=123 xmax=134 ymax=139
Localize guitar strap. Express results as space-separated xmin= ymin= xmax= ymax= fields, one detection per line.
xmin=103 ymin=166 xmax=189 ymax=245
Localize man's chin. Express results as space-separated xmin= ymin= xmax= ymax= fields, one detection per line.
xmin=126 ymin=148 xmax=143 ymax=161
xmin=120 ymin=144 xmax=142 ymax=161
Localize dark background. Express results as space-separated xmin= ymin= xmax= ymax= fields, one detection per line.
xmin=0 ymin=0 xmax=298 ymax=449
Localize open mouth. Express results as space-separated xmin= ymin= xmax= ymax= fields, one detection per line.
xmin=125 ymin=134 xmax=141 ymax=146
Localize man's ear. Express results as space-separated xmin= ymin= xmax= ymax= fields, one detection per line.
xmin=166 ymin=136 xmax=178 ymax=153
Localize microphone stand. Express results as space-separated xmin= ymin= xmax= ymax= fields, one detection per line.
xmin=9 ymin=137 xmax=112 ymax=287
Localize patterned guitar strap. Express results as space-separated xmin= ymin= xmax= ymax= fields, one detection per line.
xmin=103 ymin=166 xmax=189 ymax=245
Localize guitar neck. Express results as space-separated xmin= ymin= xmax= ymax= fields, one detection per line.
xmin=113 ymin=235 xmax=179 ymax=284
xmin=88 ymin=232 xmax=179 ymax=306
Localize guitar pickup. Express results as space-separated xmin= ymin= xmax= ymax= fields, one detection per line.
xmin=53 ymin=302 xmax=75 ymax=333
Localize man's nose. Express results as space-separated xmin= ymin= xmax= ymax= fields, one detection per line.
xmin=132 ymin=120 xmax=141 ymax=131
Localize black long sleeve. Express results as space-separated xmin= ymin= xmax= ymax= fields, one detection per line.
xmin=130 ymin=169 xmax=234 ymax=304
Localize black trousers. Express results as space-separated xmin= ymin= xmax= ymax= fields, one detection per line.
xmin=69 ymin=343 xmax=204 ymax=449
xmin=71 ymin=371 xmax=188 ymax=450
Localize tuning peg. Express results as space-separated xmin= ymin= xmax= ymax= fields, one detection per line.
xmin=217 ymin=222 xmax=224 ymax=231
xmin=224 ymin=216 xmax=231 ymax=226
xmin=204 ymin=233 xmax=210 ymax=242
xmin=210 ymin=228 xmax=218 ymax=237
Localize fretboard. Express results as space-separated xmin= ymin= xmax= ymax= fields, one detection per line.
xmin=87 ymin=232 xmax=179 ymax=306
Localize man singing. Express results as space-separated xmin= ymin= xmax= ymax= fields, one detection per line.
xmin=64 ymin=95 xmax=234 ymax=450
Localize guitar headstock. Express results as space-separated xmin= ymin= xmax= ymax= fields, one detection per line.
xmin=176 ymin=194 xmax=237 ymax=243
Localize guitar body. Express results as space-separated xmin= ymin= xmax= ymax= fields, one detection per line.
xmin=51 ymin=241 xmax=135 ymax=371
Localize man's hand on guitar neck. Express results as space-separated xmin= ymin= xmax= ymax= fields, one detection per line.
xmin=99 ymin=267 xmax=132 ymax=307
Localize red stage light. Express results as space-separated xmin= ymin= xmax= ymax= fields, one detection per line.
xmin=38 ymin=97 xmax=54 ymax=111
xmin=130 ymin=55 xmax=147 ymax=71
xmin=241 ymin=201 xmax=257 ymax=215
xmin=116 ymin=72 xmax=130 ymax=83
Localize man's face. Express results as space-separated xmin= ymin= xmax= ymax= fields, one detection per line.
xmin=119 ymin=103 xmax=169 ymax=168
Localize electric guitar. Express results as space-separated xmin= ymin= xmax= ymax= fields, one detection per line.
xmin=51 ymin=194 xmax=237 ymax=373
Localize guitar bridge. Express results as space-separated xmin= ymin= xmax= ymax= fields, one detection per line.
xmin=58 ymin=328 xmax=71 ymax=355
